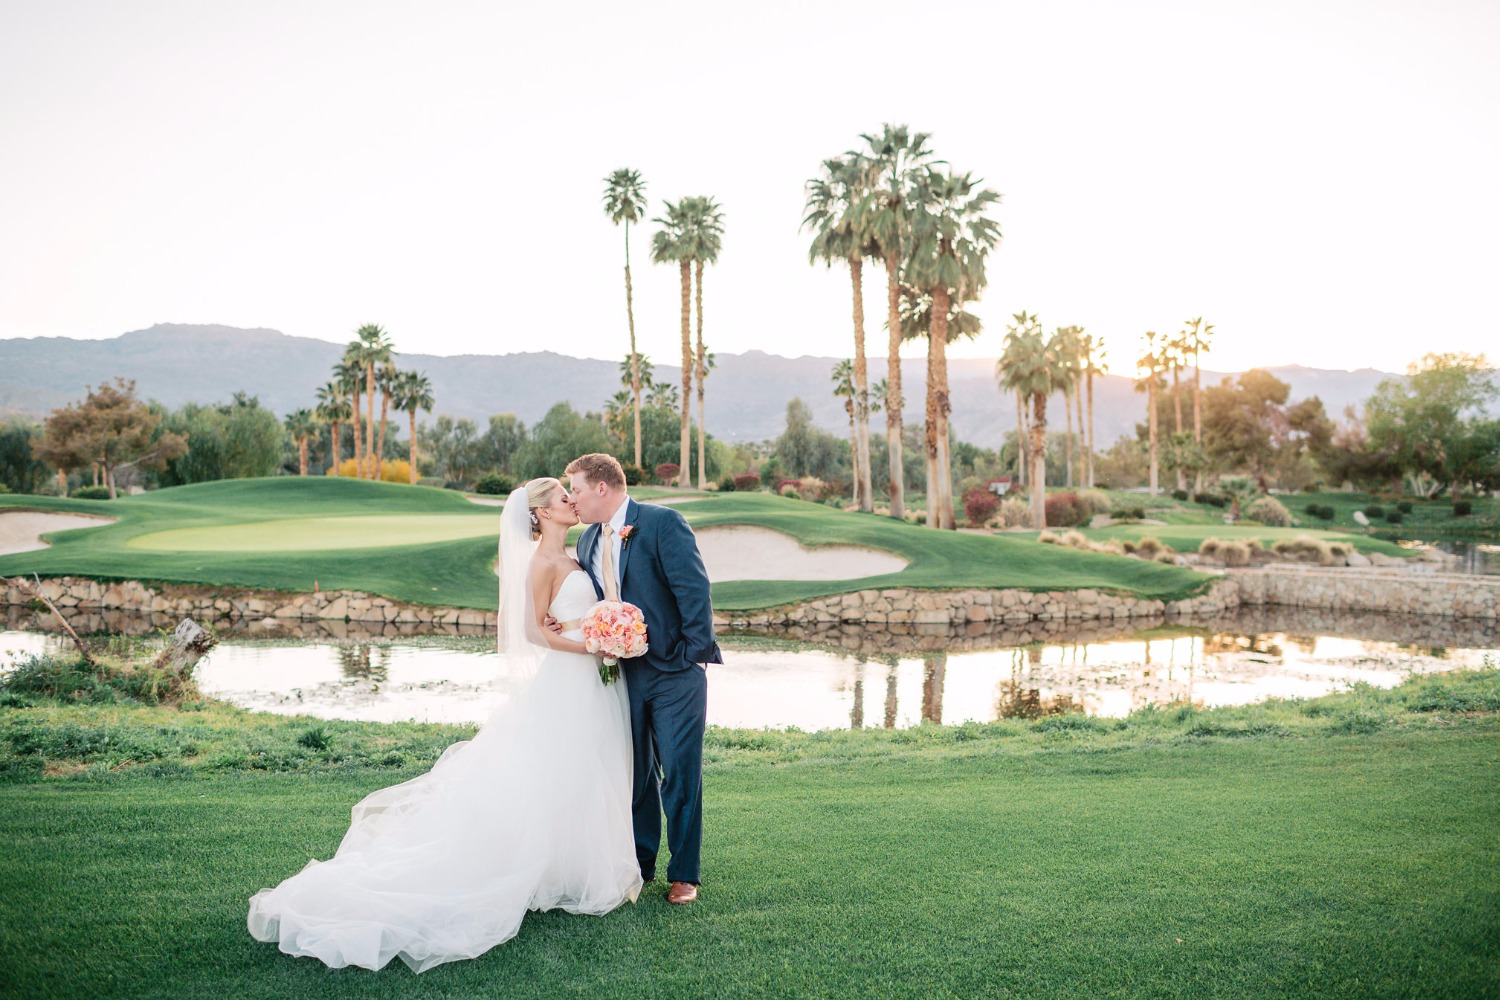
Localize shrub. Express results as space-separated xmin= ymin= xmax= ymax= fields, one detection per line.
xmin=963 ymin=486 xmax=1000 ymax=527
xmin=1272 ymin=535 xmax=1333 ymax=566
xmin=1193 ymin=492 xmax=1225 ymax=507
xmin=1134 ymin=536 xmax=1167 ymax=559
xmin=733 ymin=473 xmax=761 ymax=492
xmin=1246 ymin=496 xmax=1292 ymax=527
xmin=443 ymin=480 xmax=466 ymax=491
xmin=779 ymin=481 xmax=801 ymax=498
xmin=1156 ymin=551 xmax=1179 ymax=564
xmin=296 ymin=726 xmax=332 ymax=751
xmin=1110 ymin=506 xmax=1146 ymax=521
xmin=330 ymin=458 xmax=415 ymax=483
xmin=1171 ymin=489 xmax=1189 ymax=501
xmin=620 ymin=463 xmax=646 ymax=487
xmin=0 ymin=483 xmax=10 ymax=494
xmin=472 ymin=472 xmax=514 ymax=495
xmin=998 ymin=496 xmax=1031 ymax=528
xmin=1044 ymin=492 xmax=1089 ymax=528
xmin=1397 ymin=500 xmax=1413 ymax=514
xmin=1364 ymin=504 xmax=1385 ymax=519
xmin=1198 ymin=538 xmax=1221 ymax=559
xmin=70 ymin=485 xmax=112 ymax=500
xmin=814 ymin=478 xmax=849 ymax=502
xmin=1303 ymin=503 xmax=1335 ymax=520
xmin=654 ymin=462 xmax=680 ymax=485
xmin=717 ymin=474 xmax=736 ymax=492
xmin=1454 ymin=500 xmax=1473 ymax=516
xmin=1077 ymin=489 xmax=1112 ymax=515
xmin=1037 ymin=530 xmax=1061 ymax=545
xmin=1218 ymin=539 xmax=1252 ymax=566
xmin=1059 ymin=530 xmax=1090 ymax=549
xmin=1386 ymin=511 xmax=1403 ymax=524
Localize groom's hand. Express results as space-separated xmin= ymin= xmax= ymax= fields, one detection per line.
xmin=542 ymin=615 xmax=563 ymax=635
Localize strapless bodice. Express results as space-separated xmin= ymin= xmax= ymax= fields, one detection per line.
xmin=550 ymin=571 xmax=599 ymax=638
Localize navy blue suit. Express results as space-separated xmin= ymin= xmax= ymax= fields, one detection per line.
xmin=578 ymin=499 xmax=721 ymax=884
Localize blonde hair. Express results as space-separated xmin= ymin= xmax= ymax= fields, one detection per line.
xmin=526 ymin=477 xmax=561 ymax=539
xmin=564 ymin=453 xmax=626 ymax=491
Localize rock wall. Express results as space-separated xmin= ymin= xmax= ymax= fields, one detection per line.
xmin=3 ymin=566 xmax=1495 ymax=640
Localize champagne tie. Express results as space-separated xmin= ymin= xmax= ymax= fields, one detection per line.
xmin=600 ymin=524 xmax=620 ymax=601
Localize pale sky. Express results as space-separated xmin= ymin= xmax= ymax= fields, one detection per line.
xmin=3 ymin=0 xmax=1496 ymax=375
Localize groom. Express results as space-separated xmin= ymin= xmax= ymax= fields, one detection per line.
xmin=565 ymin=453 xmax=721 ymax=905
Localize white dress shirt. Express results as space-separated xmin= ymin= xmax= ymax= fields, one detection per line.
xmin=591 ymin=495 xmax=631 ymax=594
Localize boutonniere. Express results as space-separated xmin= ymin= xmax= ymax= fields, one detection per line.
xmin=618 ymin=525 xmax=636 ymax=546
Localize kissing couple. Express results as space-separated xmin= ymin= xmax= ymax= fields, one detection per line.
xmin=248 ymin=453 xmax=722 ymax=973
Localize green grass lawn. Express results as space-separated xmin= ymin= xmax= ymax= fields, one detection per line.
xmin=2 ymin=667 xmax=1496 ymax=998
xmin=1292 ymin=490 xmax=1499 ymax=538
xmin=1 ymin=478 xmax=1211 ymax=611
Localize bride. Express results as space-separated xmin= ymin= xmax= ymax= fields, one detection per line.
xmin=247 ymin=477 xmax=642 ymax=973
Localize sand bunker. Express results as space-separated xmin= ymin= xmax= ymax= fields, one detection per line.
xmin=0 ymin=511 xmax=116 ymax=556
xmin=695 ymin=525 xmax=907 ymax=581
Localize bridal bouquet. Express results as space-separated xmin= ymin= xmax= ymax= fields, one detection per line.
xmin=580 ymin=601 xmax=648 ymax=685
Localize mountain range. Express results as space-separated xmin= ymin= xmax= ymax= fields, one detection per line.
xmin=2 ymin=323 xmax=1430 ymax=446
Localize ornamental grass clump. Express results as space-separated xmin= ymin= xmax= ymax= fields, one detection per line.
xmin=1133 ymin=536 xmax=1168 ymax=559
xmin=1077 ymin=489 xmax=1112 ymax=516
xmin=1272 ymin=535 xmax=1334 ymax=565
xmin=1200 ymin=537 xmax=1252 ymax=566
xmin=998 ymin=496 xmax=1031 ymax=528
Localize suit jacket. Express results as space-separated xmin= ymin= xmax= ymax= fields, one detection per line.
xmin=578 ymin=499 xmax=723 ymax=672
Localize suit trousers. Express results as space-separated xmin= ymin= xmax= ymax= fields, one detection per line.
xmin=624 ymin=659 xmax=707 ymax=884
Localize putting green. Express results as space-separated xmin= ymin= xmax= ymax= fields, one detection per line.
xmin=127 ymin=514 xmax=498 ymax=553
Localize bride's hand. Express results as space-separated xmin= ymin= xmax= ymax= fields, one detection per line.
xmin=542 ymin=614 xmax=563 ymax=635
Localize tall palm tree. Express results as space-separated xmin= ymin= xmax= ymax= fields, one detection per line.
xmin=392 ymin=370 xmax=433 ymax=484
xmin=603 ymin=168 xmax=648 ymax=468
xmin=285 ymin=408 xmax=317 ymax=476
xmin=860 ymin=123 xmax=936 ymax=521
xmin=999 ymin=312 xmax=1068 ymax=529
xmin=1136 ymin=331 xmax=1165 ymax=495
xmin=904 ymin=166 xmax=1001 ymax=529
xmin=1184 ymin=316 xmax=1214 ymax=492
xmin=374 ymin=361 xmax=399 ymax=477
xmin=335 ymin=354 xmax=364 ymax=477
xmin=1168 ymin=328 xmax=1189 ymax=491
xmin=804 ymin=154 xmax=879 ymax=511
xmin=832 ymin=359 xmax=859 ymax=504
xmin=352 ymin=324 xmax=394 ymax=479
xmin=315 ymin=381 xmax=350 ymax=474
xmin=652 ymin=196 xmax=723 ymax=488
xmin=1080 ymin=334 xmax=1107 ymax=487
xmin=1052 ymin=326 xmax=1085 ymax=488
xmin=695 ymin=347 xmax=716 ymax=489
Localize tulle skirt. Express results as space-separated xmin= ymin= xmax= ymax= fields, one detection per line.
xmin=247 ymin=647 xmax=641 ymax=973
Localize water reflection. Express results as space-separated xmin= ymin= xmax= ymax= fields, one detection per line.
xmin=2 ymin=611 xmax=1494 ymax=730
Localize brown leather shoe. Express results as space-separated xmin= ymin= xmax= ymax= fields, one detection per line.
xmin=666 ymin=881 xmax=698 ymax=905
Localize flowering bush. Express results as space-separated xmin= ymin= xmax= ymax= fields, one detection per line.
xmin=328 ymin=458 xmax=414 ymax=483
xmin=654 ymin=462 xmax=680 ymax=485
xmin=733 ymin=473 xmax=761 ymax=492
xmin=962 ymin=486 xmax=999 ymax=527
xmin=1044 ymin=492 xmax=1089 ymax=528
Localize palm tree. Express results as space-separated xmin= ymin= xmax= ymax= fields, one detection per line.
xmin=899 ymin=285 xmax=981 ymax=527
xmin=695 ymin=347 xmax=716 ymax=489
xmin=374 ymin=362 xmax=399 ymax=478
xmin=804 ymin=154 xmax=879 ymax=511
xmin=1136 ymin=331 xmax=1165 ymax=494
xmin=1184 ymin=316 xmax=1215 ymax=492
xmin=832 ymin=359 xmax=858 ymax=504
xmin=652 ymin=196 xmax=723 ymax=488
xmin=1080 ymin=334 xmax=1107 ymax=487
xmin=603 ymin=168 xmax=648 ymax=468
xmin=860 ymin=123 xmax=936 ymax=520
xmin=352 ymin=324 xmax=393 ymax=479
xmin=285 ymin=408 xmax=317 ymax=476
xmin=1052 ymin=326 xmax=1085 ymax=488
xmin=1168 ymin=328 xmax=1190 ymax=491
xmin=392 ymin=370 xmax=433 ymax=484
xmin=998 ymin=312 xmax=1068 ymax=529
xmin=315 ymin=381 xmax=350 ymax=474
xmin=904 ymin=166 xmax=1001 ymax=529
xmin=335 ymin=354 xmax=364 ymax=477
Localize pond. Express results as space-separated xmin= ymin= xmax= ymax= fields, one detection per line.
xmin=3 ymin=607 xmax=1493 ymax=730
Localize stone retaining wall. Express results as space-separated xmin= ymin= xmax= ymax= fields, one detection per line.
xmin=4 ymin=565 xmax=1496 ymax=636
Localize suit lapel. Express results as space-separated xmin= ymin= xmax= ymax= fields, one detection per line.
xmin=579 ymin=523 xmax=602 ymax=595
xmin=617 ymin=498 xmax=642 ymax=587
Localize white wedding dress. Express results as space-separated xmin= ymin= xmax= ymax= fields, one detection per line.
xmin=247 ymin=570 xmax=642 ymax=973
